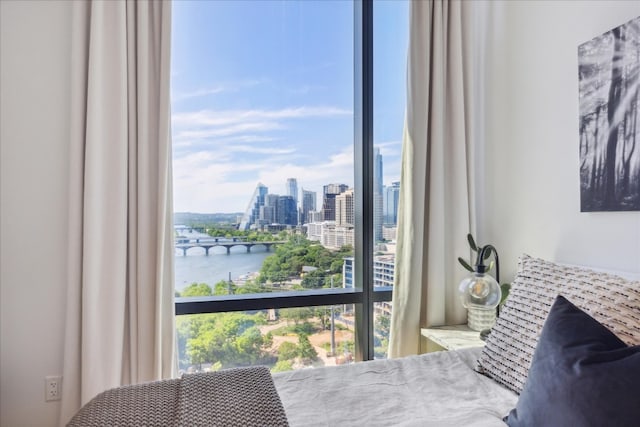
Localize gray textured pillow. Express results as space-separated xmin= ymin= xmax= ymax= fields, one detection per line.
xmin=477 ymin=255 xmax=640 ymax=394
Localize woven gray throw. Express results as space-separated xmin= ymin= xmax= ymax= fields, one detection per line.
xmin=67 ymin=379 xmax=181 ymax=427
xmin=176 ymin=366 xmax=289 ymax=427
xmin=67 ymin=366 xmax=289 ymax=426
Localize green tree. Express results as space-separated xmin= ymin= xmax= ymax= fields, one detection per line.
xmin=280 ymin=307 xmax=313 ymax=324
xmin=301 ymin=270 xmax=325 ymax=289
xmin=236 ymin=279 xmax=265 ymax=294
xmin=234 ymin=326 xmax=265 ymax=365
xmin=271 ymin=360 xmax=293 ymax=373
xmin=297 ymin=333 xmax=318 ymax=361
xmin=277 ymin=230 xmax=289 ymax=240
xmin=176 ymin=314 xmax=216 ymax=371
xmin=256 ymin=235 xmax=353 ymax=287
xmin=374 ymin=313 xmax=391 ymax=358
xmin=375 ymin=313 xmax=391 ymax=338
xmin=294 ymin=322 xmax=315 ymax=335
xmin=313 ymin=307 xmax=330 ymax=330
xmin=277 ymin=341 xmax=299 ymax=361
xmin=330 ymin=259 xmax=344 ymax=273
xmin=181 ymin=283 xmax=213 ymax=297
xmin=213 ymin=280 xmax=236 ymax=295
xmin=186 ymin=332 xmax=211 ymax=371
xmin=179 ymin=312 xmax=269 ymax=370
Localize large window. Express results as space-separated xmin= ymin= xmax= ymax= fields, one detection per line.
xmin=172 ymin=0 xmax=407 ymax=374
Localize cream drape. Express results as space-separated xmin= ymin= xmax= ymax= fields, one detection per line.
xmin=389 ymin=0 xmax=478 ymax=358
xmin=60 ymin=1 xmax=175 ymax=424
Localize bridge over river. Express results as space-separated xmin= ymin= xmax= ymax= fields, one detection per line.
xmin=175 ymin=238 xmax=286 ymax=256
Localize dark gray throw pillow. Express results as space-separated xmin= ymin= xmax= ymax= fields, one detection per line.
xmin=505 ymin=295 xmax=640 ymax=427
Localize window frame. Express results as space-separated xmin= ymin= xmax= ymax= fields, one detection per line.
xmin=173 ymin=0 xmax=392 ymax=363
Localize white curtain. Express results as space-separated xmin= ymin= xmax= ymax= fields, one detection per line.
xmin=60 ymin=1 xmax=175 ymax=424
xmin=389 ymin=0 xmax=478 ymax=358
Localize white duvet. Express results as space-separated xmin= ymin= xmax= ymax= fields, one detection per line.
xmin=273 ymin=347 xmax=517 ymax=427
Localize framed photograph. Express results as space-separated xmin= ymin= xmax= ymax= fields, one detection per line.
xmin=578 ymin=16 xmax=640 ymax=212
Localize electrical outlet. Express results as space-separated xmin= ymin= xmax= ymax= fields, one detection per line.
xmin=45 ymin=376 xmax=62 ymax=402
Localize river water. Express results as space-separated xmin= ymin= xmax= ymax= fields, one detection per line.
xmin=174 ymin=231 xmax=272 ymax=292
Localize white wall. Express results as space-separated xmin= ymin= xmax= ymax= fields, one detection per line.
xmin=1 ymin=1 xmax=72 ymax=426
xmin=481 ymin=1 xmax=640 ymax=280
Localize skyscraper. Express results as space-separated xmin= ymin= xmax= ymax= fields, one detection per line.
xmin=322 ymin=183 xmax=348 ymax=221
xmin=239 ymin=183 xmax=268 ymax=230
xmin=277 ymin=195 xmax=297 ymax=226
xmin=335 ymin=188 xmax=354 ymax=227
xmin=286 ymin=178 xmax=299 ymax=224
xmin=286 ymin=178 xmax=298 ymax=205
xmin=374 ymin=148 xmax=383 ymax=241
xmin=301 ymin=188 xmax=317 ymax=224
xmin=259 ymin=193 xmax=280 ymax=225
xmin=384 ymin=181 xmax=400 ymax=225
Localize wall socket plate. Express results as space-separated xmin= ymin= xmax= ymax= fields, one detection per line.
xmin=45 ymin=376 xmax=62 ymax=402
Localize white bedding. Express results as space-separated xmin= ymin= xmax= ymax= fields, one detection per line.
xmin=273 ymin=347 xmax=517 ymax=427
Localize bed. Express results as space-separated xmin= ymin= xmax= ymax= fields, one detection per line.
xmin=273 ymin=347 xmax=516 ymax=427
xmin=68 ymin=256 xmax=640 ymax=426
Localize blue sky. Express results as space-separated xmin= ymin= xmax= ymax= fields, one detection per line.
xmin=171 ymin=0 xmax=408 ymax=213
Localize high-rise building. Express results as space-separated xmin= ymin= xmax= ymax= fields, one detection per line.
xmin=307 ymin=220 xmax=354 ymax=249
xmin=309 ymin=211 xmax=323 ymax=223
xmin=335 ymin=188 xmax=354 ymax=227
xmin=301 ymin=188 xmax=317 ymax=224
xmin=374 ymin=148 xmax=383 ymax=241
xmin=343 ymin=254 xmax=394 ymax=289
xmin=286 ymin=178 xmax=298 ymax=205
xmin=382 ymin=225 xmax=397 ymax=241
xmin=259 ymin=205 xmax=275 ymax=224
xmin=322 ymin=183 xmax=348 ymax=221
xmin=259 ymin=193 xmax=279 ymax=225
xmin=277 ymin=195 xmax=297 ymax=226
xmin=383 ymin=181 xmax=400 ymax=225
xmin=239 ymin=183 xmax=268 ymax=230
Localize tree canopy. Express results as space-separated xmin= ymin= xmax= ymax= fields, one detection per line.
xmin=258 ymin=237 xmax=352 ymax=287
xmin=176 ymin=312 xmax=270 ymax=371
xmin=178 ymin=283 xmax=213 ymax=297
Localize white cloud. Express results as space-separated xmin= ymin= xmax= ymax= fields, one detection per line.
xmin=171 ymin=106 xmax=352 ymax=154
xmin=172 ymin=146 xmax=355 ymax=213
xmin=285 ymin=84 xmax=327 ymax=96
xmin=172 ymin=79 xmax=267 ymax=101
xmin=230 ymin=146 xmax=296 ymax=155
xmin=173 ymin=151 xmax=265 ymax=212
xmin=172 ymin=140 xmax=403 ymax=213
xmin=172 ymin=106 xmax=352 ymax=128
xmin=173 ymin=86 xmax=226 ymax=100
xmin=251 ymin=146 xmax=355 ymax=201
xmin=170 ymin=105 xmax=403 ymax=213
xmin=375 ymin=140 xmax=403 ymax=158
xmin=174 ymin=121 xmax=284 ymax=141
xmin=172 ymin=134 xmax=278 ymax=150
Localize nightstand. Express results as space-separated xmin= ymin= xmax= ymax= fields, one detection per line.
xmin=421 ymin=324 xmax=486 ymax=353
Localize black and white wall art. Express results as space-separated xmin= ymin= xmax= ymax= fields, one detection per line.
xmin=579 ymin=16 xmax=640 ymax=212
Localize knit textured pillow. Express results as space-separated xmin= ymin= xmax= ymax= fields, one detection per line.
xmin=476 ymin=254 xmax=640 ymax=394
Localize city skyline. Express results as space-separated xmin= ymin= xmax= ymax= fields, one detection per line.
xmin=235 ymin=161 xmax=398 ymax=236
xmin=170 ymin=0 xmax=409 ymax=213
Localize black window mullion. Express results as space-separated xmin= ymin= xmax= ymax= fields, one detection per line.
xmin=353 ymin=0 xmax=374 ymax=362
xmin=175 ymin=288 xmax=363 ymax=315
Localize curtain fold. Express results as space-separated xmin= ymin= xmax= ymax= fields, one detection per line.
xmin=388 ymin=0 xmax=477 ymax=358
xmin=60 ymin=1 xmax=174 ymax=424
